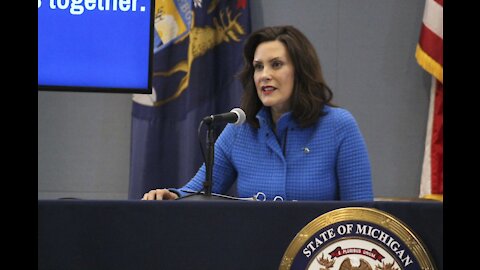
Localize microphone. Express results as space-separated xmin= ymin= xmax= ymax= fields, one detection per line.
xmin=202 ymin=108 xmax=246 ymax=125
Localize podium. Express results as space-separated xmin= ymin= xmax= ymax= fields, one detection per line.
xmin=38 ymin=200 xmax=442 ymax=270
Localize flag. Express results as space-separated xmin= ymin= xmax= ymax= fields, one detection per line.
xmin=416 ymin=0 xmax=443 ymax=201
xmin=128 ymin=0 xmax=251 ymax=199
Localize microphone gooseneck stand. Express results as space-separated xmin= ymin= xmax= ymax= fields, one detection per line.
xmin=176 ymin=119 xmax=237 ymax=201
xmin=204 ymin=121 xmax=215 ymax=196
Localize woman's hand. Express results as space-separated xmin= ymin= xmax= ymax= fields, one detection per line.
xmin=142 ymin=189 xmax=179 ymax=200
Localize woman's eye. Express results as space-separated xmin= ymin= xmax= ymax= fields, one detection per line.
xmin=272 ymin=61 xmax=283 ymax=68
xmin=254 ymin=64 xmax=263 ymax=71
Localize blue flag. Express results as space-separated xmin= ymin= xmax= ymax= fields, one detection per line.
xmin=129 ymin=0 xmax=251 ymax=199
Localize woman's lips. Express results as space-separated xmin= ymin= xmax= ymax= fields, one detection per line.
xmin=261 ymin=86 xmax=277 ymax=95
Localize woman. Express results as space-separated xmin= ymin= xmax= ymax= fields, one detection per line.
xmin=143 ymin=25 xmax=373 ymax=201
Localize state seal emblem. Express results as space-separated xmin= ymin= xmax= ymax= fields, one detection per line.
xmin=279 ymin=207 xmax=436 ymax=270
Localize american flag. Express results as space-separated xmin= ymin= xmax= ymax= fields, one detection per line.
xmin=416 ymin=0 xmax=443 ymax=200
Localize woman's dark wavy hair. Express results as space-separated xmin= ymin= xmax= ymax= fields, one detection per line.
xmin=238 ymin=25 xmax=335 ymax=128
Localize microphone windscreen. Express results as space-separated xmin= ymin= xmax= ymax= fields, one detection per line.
xmin=230 ymin=108 xmax=246 ymax=125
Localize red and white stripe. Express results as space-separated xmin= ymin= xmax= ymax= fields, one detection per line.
xmin=416 ymin=0 xmax=443 ymax=200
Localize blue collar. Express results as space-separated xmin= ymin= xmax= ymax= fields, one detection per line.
xmin=255 ymin=107 xmax=299 ymax=132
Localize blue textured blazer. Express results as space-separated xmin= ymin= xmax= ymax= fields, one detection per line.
xmin=176 ymin=105 xmax=373 ymax=201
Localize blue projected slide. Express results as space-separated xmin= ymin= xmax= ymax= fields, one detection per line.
xmin=38 ymin=0 xmax=154 ymax=93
